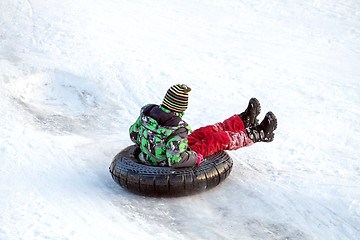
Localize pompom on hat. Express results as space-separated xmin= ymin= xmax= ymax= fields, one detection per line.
xmin=161 ymin=84 xmax=191 ymax=113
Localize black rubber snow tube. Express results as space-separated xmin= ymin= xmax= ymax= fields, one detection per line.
xmin=109 ymin=145 xmax=233 ymax=196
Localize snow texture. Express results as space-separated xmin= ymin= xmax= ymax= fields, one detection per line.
xmin=1 ymin=0 xmax=359 ymax=239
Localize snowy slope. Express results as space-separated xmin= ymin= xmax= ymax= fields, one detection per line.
xmin=1 ymin=0 xmax=360 ymax=239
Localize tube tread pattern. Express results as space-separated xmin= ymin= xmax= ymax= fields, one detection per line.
xmin=109 ymin=145 xmax=233 ymax=196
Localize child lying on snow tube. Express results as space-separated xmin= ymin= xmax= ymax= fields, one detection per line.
xmin=129 ymin=84 xmax=277 ymax=168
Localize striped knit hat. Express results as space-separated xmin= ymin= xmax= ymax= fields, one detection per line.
xmin=161 ymin=84 xmax=191 ymax=113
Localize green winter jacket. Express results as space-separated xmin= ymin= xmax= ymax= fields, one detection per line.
xmin=129 ymin=104 xmax=198 ymax=168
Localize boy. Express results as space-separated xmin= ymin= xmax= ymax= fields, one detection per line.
xmin=129 ymin=84 xmax=277 ymax=168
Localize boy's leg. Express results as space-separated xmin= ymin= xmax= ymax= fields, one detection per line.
xmin=188 ymin=115 xmax=245 ymax=147
xmin=188 ymin=125 xmax=220 ymax=146
xmin=189 ymin=131 xmax=231 ymax=158
xmin=215 ymin=114 xmax=245 ymax=132
xmin=226 ymin=131 xmax=254 ymax=151
xmin=189 ymin=129 xmax=253 ymax=158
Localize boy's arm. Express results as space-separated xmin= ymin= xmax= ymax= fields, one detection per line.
xmin=166 ymin=127 xmax=198 ymax=168
xmin=129 ymin=117 xmax=141 ymax=144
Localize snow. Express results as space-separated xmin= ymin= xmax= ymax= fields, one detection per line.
xmin=1 ymin=0 xmax=359 ymax=239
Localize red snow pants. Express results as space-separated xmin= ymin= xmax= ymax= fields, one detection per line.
xmin=188 ymin=115 xmax=254 ymax=158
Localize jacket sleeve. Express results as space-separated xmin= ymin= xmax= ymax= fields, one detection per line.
xmin=166 ymin=127 xmax=198 ymax=168
xmin=129 ymin=116 xmax=141 ymax=145
xmin=129 ymin=104 xmax=155 ymax=145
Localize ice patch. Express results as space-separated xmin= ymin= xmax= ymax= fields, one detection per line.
xmin=4 ymin=70 xmax=108 ymax=134
xmin=349 ymin=200 xmax=360 ymax=218
xmin=12 ymin=71 xmax=100 ymax=114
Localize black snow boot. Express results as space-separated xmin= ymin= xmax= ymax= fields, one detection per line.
xmin=238 ymin=98 xmax=261 ymax=128
xmin=246 ymin=111 xmax=277 ymax=142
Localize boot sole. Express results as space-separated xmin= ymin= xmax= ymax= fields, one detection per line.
xmin=250 ymin=98 xmax=261 ymax=117
xmin=265 ymin=111 xmax=277 ymax=131
xmin=249 ymin=98 xmax=261 ymax=125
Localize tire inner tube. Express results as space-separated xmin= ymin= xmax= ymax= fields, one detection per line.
xmin=109 ymin=145 xmax=233 ymax=196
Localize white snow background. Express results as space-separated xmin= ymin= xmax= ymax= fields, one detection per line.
xmin=1 ymin=0 xmax=359 ymax=239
